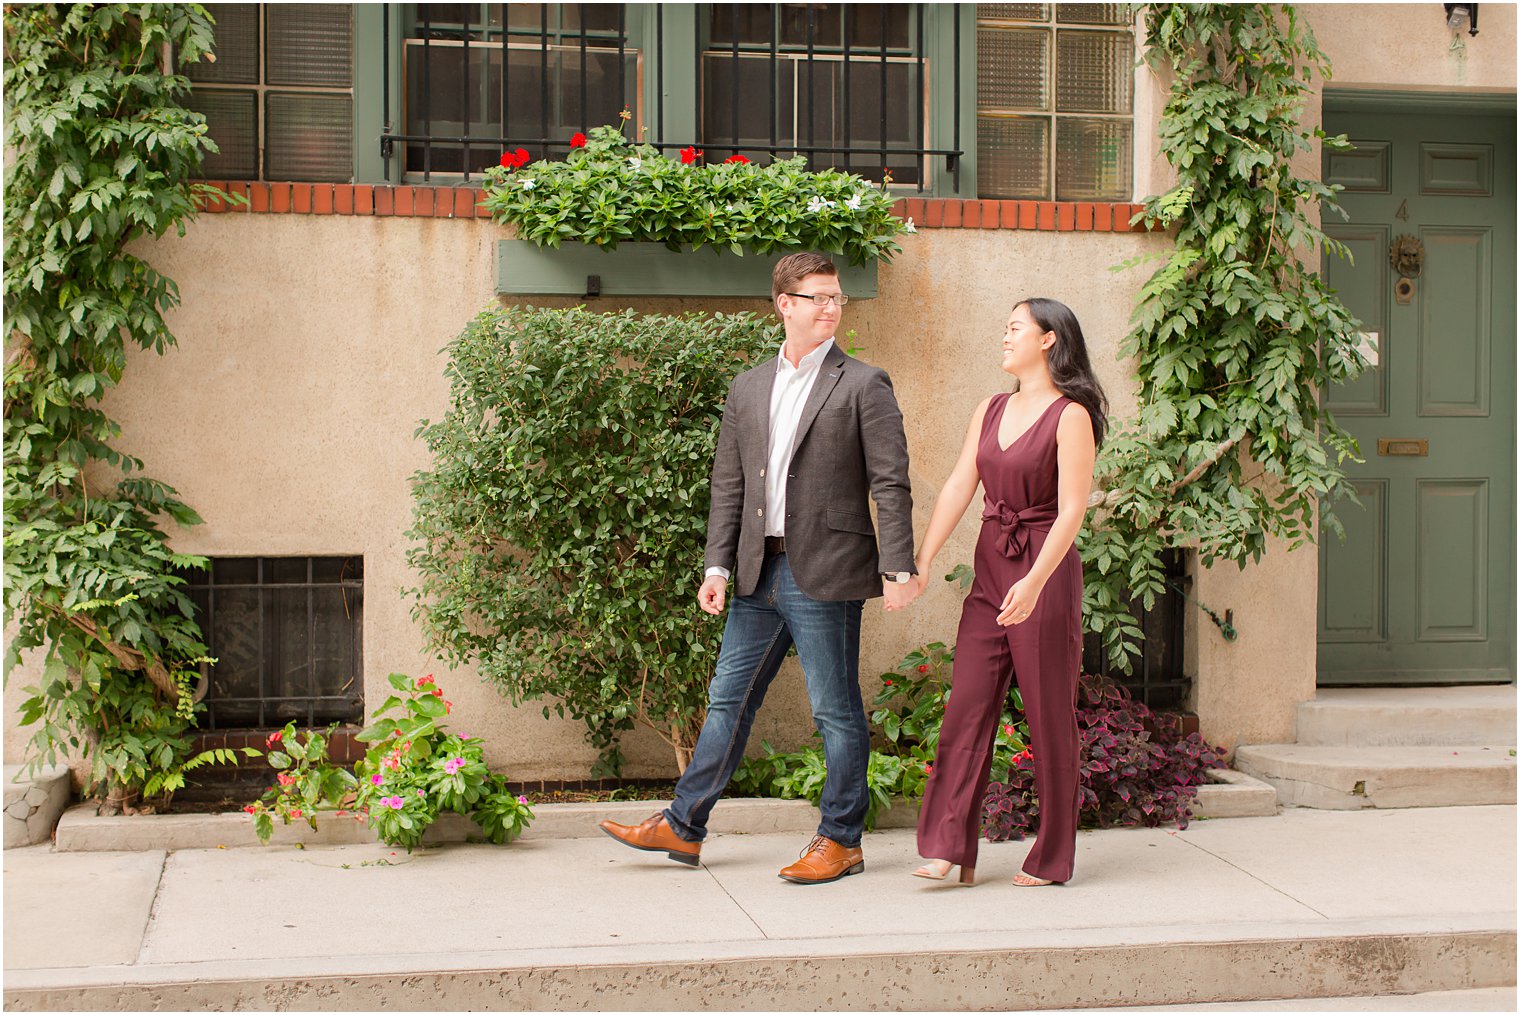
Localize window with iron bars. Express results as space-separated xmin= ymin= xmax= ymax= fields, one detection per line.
xmin=175 ymin=557 xmax=365 ymax=730
xmin=394 ymin=3 xmax=639 ymax=178
xmin=383 ymin=3 xmax=964 ymax=194
xmin=700 ymin=4 xmax=955 ymax=188
xmin=975 ymin=3 xmax=1134 ymax=201
xmin=182 ymin=4 xmax=356 ymax=183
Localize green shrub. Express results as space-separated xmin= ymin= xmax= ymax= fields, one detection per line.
xmin=408 ymin=304 xmax=778 ymax=775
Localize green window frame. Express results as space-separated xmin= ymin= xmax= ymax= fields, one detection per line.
xmin=356 ymin=4 xmax=972 ymax=197
xmin=974 ymin=3 xmax=1135 ymax=201
xmin=184 ymin=3 xmax=357 ymax=183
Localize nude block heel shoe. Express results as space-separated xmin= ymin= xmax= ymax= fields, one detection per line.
xmin=911 ymin=860 xmax=976 ymax=885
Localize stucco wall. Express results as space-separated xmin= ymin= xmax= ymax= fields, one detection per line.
xmin=6 ymin=3 xmax=1514 ymax=777
xmin=2 ymin=216 xmax=1169 ymax=777
xmin=1306 ymin=3 xmax=1516 ymax=93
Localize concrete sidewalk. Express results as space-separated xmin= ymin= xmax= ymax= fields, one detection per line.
xmin=4 ymin=805 xmax=1515 ymax=1011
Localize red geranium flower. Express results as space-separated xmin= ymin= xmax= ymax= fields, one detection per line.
xmin=570 ymin=132 xmax=587 ymax=148
xmin=680 ymin=145 xmax=703 ymax=165
xmin=724 ymin=154 xmax=750 ymax=164
xmin=917 ymin=664 xmax=929 ymax=673
xmin=500 ymin=148 xmax=531 ymax=170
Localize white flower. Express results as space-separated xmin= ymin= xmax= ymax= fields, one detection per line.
xmin=628 ymin=157 xmax=642 ymax=170
xmin=520 ymin=178 xmax=536 ymax=190
xmin=903 ymin=217 xmax=917 ymax=234
xmin=806 ymin=196 xmax=835 ymax=214
xmin=844 ymin=193 xmax=863 ymax=211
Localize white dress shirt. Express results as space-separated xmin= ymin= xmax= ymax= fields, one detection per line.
xmin=706 ymin=339 xmax=834 ymax=581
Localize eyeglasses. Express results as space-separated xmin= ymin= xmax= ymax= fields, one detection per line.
xmin=783 ymin=292 xmax=850 ymax=307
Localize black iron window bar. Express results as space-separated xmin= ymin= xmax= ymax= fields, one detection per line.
xmin=179 ymin=557 xmax=365 ymax=731
xmin=380 ymin=3 xmax=962 ymax=193
xmin=1081 ymin=549 xmax=1192 ymax=712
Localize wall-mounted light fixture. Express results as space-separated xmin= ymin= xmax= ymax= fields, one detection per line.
xmin=1444 ymin=3 xmax=1480 ymax=36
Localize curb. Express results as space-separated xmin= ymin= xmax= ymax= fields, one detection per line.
xmin=4 ymin=922 xmax=1512 ymax=1011
xmin=52 ymin=778 xmax=1274 ymax=852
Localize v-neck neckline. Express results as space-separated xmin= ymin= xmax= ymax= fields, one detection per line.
xmin=994 ymin=393 xmax=1064 ymax=452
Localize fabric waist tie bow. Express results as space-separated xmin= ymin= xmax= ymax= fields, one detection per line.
xmin=981 ymin=499 xmax=1058 ymax=559
xmin=982 ymin=500 xmax=1028 ymax=558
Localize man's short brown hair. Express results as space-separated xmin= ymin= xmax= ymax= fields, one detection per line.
xmin=772 ymin=252 xmax=838 ymax=299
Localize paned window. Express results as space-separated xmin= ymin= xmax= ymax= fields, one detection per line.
xmin=177 ymin=557 xmax=364 ymax=730
xmin=183 ymin=4 xmax=355 ymax=182
xmin=975 ymin=3 xmax=1133 ymax=200
xmin=701 ymin=4 xmax=934 ymax=186
xmin=396 ymin=3 xmax=638 ymax=179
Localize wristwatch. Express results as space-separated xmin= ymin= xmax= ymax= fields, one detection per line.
xmin=882 ymin=572 xmax=912 ymax=583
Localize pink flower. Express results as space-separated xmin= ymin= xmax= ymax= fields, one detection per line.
xmin=1002 ymin=724 xmax=1015 ymax=737
xmin=444 ymin=757 xmax=465 ymax=775
xmin=417 ymin=789 xmax=425 ymax=797
xmin=381 ymin=796 xmax=404 ymax=810
xmin=517 ymin=795 xmax=529 ymax=805
xmin=290 ymin=809 xmax=302 ymax=818
xmin=370 ymin=773 xmax=383 ymax=786
xmin=266 ymin=730 xmax=283 ymax=747
xmin=276 ymin=773 xmax=296 ymax=786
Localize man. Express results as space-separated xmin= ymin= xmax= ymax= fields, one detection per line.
xmin=599 ymin=251 xmax=918 ymax=884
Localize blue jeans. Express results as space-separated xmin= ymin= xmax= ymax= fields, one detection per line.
xmin=664 ymin=553 xmax=869 ymax=847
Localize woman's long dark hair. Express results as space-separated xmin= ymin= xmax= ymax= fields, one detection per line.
xmin=1014 ymin=297 xmax=1109 ymax=447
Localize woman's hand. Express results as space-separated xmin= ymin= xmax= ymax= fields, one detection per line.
xmin=911 ymin=562 xmax=931 ymax=598
xmin=997 ymin=577 xmax=1043 ymax=626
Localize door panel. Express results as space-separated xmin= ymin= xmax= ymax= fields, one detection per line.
xmin=1418 ymin=227 xmax=1490 ymax=416
xmin=1324 ymin=226 xmax=1389 ymax=416
xmin=1317 ymin=103 xmax=1515 ymax=685
xmin=1320 ymin=480 xmax=1386 ymax=643
xmin=1416 ymin=479 xmax=1487 ymax=641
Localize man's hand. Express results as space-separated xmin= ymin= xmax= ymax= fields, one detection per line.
xmin=882 ymin=578 xmax=919 ymax=612
xmin=698 ymin=575 xmax=728 ymax=615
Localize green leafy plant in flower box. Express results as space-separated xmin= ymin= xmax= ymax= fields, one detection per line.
xmin=480 ymin=122 xmax=913 ymax=266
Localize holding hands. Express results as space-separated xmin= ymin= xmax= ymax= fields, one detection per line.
xmin=882 ymin=575 xmax=920 ymax=612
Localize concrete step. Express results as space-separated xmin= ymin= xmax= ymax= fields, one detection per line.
xmin=1298 ymin=686 xmax=1516 ymax=747
xmin=55 ymin=776 xmax=1271 ymax=851
xmin=1233 ymin=744 xmax=1516 ymax=809
xmin=3 ymin=765 xmax=71 ymax=850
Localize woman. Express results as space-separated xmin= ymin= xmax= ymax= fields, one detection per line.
xmin=910 ymin=297 xmax=1107 ymax=887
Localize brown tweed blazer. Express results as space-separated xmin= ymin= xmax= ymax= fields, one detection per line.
xmin=704 ymin=343 xmax=916 ymax=601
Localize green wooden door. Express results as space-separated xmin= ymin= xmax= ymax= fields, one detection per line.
xmin=1318 ymin=100 xmax=1516 ymax=685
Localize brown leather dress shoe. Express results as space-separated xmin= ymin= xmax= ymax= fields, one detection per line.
xmin=598 ymin=812 xmax=701 ymax=866
xmin=778 ymin=834 xmax=864 ymax=884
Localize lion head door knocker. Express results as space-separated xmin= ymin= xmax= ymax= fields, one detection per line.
xmin=1390 ymin=234 xmax=1424 ymax=305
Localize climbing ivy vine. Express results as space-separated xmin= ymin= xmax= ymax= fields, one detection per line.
xmin=1080 ymin=3 xmax=1366 ymax=666
xmin=3 ymin=4 xmax=249 ymax=811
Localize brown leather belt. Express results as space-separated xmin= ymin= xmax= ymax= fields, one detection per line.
xmin=764 ymin=536 xmax=786 ymax=556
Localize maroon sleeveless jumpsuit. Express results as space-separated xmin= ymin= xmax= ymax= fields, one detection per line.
xmin=916 ymin=392 xmax=1083 ymax=882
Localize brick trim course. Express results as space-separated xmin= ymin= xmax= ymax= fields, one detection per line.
xmin=194 ymin=182 xmax=1154 ymax=233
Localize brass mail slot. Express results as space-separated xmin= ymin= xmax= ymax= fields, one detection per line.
xmin=1377 ymin=438 xmax=1428 ymax=457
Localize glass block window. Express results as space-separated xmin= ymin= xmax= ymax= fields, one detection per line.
xmin=183 ymin=4 xmax=354 ymax=182
xmin=976 ymin=4 xmax=1133 ymax=200
xmin=177 ymin=557 xmax=364 ymax=730
xmin=399 ymin=4 xmax=638 ymax=180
